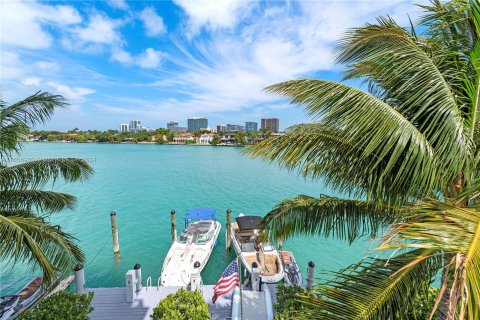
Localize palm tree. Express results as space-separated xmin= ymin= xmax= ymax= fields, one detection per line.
xmin=0 ymin=92 xmax=93 ymax=284
xmin=245 ymin=1 xmax=480 ymax=319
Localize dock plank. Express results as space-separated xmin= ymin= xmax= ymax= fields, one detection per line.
xmin=89 ymin=285 xmax=233 ymax=320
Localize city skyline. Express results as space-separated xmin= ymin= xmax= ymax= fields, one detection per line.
xmin=116 ymin=116 xmax=279 ymax=132
xmin=1 ymin=1 xmax=424 ymax=132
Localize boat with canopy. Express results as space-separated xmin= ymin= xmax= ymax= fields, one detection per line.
xmin=229 ymin=214 xmax=284 ymax=283
xmin=161 ymin=208 xmax=221 ymax=286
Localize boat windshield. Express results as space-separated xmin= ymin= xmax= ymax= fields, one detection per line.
xmin=241 ymin=243 xmax=256 ymax=252
xmin=263 ymin=242 xmax=275 ymax=252
xmin=195 ymin=232 xmax=212 ymax=245
xmin=177 ymin=231 xmax=189 ymax=244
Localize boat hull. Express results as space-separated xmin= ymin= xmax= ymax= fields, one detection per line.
xmin=229 ymin=224 xmax=284 ymax=284
xmin=161 ymin=221 xmax=221 ymax=286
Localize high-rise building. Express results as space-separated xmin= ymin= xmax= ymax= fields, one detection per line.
xmin=226 ymin=124 xmax=244 ymax=132
xmin=217 ymin=125 xmax=228 ymax=133
xmin=167 ymin=121 xmax=178 ymax=131
xmin=261 ymin=118 xmax=279 ymax=132
xmin=245 ymin=122 xmax=258 ymax=132
xmin=187 ymin=117 xmax=208 ymax=132
xmin=119 ymin=123 xmax=129 ymax=132
xmin=129 ymin=120 xmax=142 ymax=132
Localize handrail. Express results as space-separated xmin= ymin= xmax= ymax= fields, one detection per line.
xmin=157 ymin=276 xmax=161 ymax=290
xmin=146 ymin=276 xmax=152 ymax=290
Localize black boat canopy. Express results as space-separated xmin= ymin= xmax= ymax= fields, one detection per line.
xmin=235 ymin=216 xmax=263 ymax=231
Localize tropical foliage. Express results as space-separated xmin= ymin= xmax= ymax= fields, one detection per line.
xmin=245 ymin=0 xmax=480 ymax=319
xmin=18 ymin=291 xmax=94 ymax=320
xmin=151 ymin=288 xmax=210 ymax=320
xmin=0 ymin=92 xmax=93 ymax=284
xmin=274 ymin=285 xmax=310 ymax=320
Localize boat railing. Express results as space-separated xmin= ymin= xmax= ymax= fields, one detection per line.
xmin=157 ymin=277 xmax=161 ymax=290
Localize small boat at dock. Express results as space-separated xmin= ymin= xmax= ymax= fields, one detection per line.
xmin=0 ymin=295 xmax=19 ymax=320
xmin=279 ymin=250 xmax=303 ymax=286
xmin=1 ymin=276 xmax=44 ymax=319
xmin=229 ymin=214 xmax=284 ymax=283
xmin=161 ymin=208 xmax=221 ymax=286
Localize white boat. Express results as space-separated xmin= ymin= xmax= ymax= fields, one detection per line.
xmin=229 ymin=215 xmax=284 ymax=283
xmin=279 ymin=250 xmax=303 ymax=286
xmin=0 ymin=295 xmax=19 ymax=320
xmin=1 ymin=276 xmax=44 ymax=319
xmin=161 ymin=208 xmax=221 ymax=286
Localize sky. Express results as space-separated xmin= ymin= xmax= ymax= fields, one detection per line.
xmin=1 ymin=0 xmax=427 ymax=131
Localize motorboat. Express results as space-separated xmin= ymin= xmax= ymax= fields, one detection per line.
xmin=0 ymin=295 xmax=19 ymax=320
xmin=279 ymin=250 xmax=303 ymax=286
xmin=229 ymin=215 xmax=284 ymax=283
xmin=1 ymin=276 xmax=43 ymax=319
xmin=161 ymin=208 xmax=221 ymax=286
xmin=17 ymin=276 xmax=43 ymax=310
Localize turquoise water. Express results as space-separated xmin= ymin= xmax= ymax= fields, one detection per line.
xmin=0 ymin=143 xmax=376 ymax=295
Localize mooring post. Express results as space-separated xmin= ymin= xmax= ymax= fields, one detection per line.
xmin=171 ymin=210 xmax=176 ymax=242
xmin=226 ymin=209 xmax=232 ymax=252
xmin=74 ymin=263 xmax=86 ymax=294
xmin=277 ymin=236 xmax=283 ymax=250
xmin=110 ymin=211 xmax=120 ymax=255
xmin=306 ymin=261 xmax=315 ymax=290
xmin=134 ymin=263 xmax=142 ymax=292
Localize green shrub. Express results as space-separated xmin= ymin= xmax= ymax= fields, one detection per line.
xmin=19 ymin=291 xmax=94 ymax=320
xmin=274 ymin=285 xmax=310 ymax=320
xmin=151 ymin=288 xmax=210 ymax=320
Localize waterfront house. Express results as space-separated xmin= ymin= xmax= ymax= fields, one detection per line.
xmin=221 ymin=133 xmax=236 ymax=145
xmin=172 ymin=133 xmax=196 ymax=144
xmin=198 ymin=133 xmax=215 ymax=145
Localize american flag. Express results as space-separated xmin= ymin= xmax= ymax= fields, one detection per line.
xmin=212 ymin=259 xmax=239 ymax=303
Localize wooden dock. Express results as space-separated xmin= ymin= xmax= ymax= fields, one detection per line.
xmin=45 ymin=276 xmax=75 ymax=298
xmin=88 ymin=285 xmax=234 ymax=320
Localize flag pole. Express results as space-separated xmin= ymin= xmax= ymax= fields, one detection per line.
xmin=238 ymin=256 xmax=243 ymax=320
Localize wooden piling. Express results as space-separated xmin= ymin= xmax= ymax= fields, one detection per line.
xmin=171 ymin=210 xmax=176 ymax=242
xmin=110 ymin=211 xmax=120 ymax=255
xmin=226 ymin=209 xmax=232 ymax=252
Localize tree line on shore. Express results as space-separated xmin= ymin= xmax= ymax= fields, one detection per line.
xmin=28 ymin=127 xmax=274 ymax=146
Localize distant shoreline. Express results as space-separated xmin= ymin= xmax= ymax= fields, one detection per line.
xmin=24 ymin=141 xmax=246 ymax=147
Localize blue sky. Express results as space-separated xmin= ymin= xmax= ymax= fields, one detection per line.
xmin=1 ymin=0 xmax=425 ymax=131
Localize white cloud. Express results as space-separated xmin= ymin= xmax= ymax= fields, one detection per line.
xmin=22 ymin=77 xmax=42 ymax=87
xmin=138 ymin=7 xmax=167 ymax=37
xmin=173 ymin=0 xmax=255 ymax=33
xmin=105 ymin=0 xmax=129 ymax=10
xmin=46 ymin=81 xmax=95 ymax=101
xmin=137 ymin=48 xmax=164 ymax=69
xmin=111 ymin=48 xmax=133 ymax=64
xmin=0 ymin=0 xmax=81 ymax=49
xmin=73 ymin=13 xmax=122 ymax=45
xmin=34 ymin=61 xmax=61 ymax=72
xmin=111 ymin=48 xmax=164 ymax=69
xmin=139 ymin=0 xmax=426 ymax=121
xmin=1 ymin=52 xmax=25 ymax=80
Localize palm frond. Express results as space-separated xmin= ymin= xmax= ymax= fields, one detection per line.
xmin=379 ymin=200 xmax=480 ymax=320
xmin=298 ymin=249 xmax=442 ymax=320
xmin=0 ymin=158 xmax=93 ymax=190
xmin=0 ymin=92 xmax=68 ymax=160
xmin=0 ymin=190 xmax=76 ymax=213
xmin=0 ymin=215 xmax=84 ymax=284
xmin=246 ymin=81 xmax=444 ymax=204
xmin=336 ymin=19 xmax=472 ymax=183
xmin=262 ymin=194 xmax=396 ymax=244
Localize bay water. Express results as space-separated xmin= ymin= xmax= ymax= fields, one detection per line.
xmin=0 ymin=143 xmax=376 ymax=294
